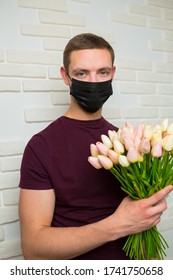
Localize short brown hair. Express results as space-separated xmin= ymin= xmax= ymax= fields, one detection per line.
xmin=63 ymin=33 xmax=115 ymax=71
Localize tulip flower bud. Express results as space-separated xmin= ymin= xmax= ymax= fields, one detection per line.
xmin=167 ymin=122 xmax=173 ymax=136
xmin=161 ymin=119 xmax=168 ymax=132
xmin=101 ymin=134 xmax=113 ymax=149
xmin=134 ymin=123 xmax=144 ymax=140
xmin=108 ymin=130 xmax=118 ymax=141
xmin=113 ymin=140 xmax=125 ymax=154
xmin=98 ymin=155 xmax=113 ymax=170
xmin=143 ymin=124 xmax=153 ymax=140
xmin=107 ymin=149 xmax=119 ymax=164
xmin=96 ymin=142 xmax=109 ymax=156
xmin=139 ymin=138 xmax=151 ymax=154
xmin=88 ymin=156 xmax=102 ymax=169
xmin=123 ymin=137 xmax=134 ymax=151
xmin=151 ymin=131 xmax=162 ymax=147
xmin=162 ymin=134 xmax=173 ymax=151
xmin=127 ymin=147 xmax=142 ymax=163
xmin=90 ymin=144 xmax=99 ymax=157
xmin=119 ymin=155 xmax=130 ymax=167
xmin=151 ymin=142 xmax=163 ymax=158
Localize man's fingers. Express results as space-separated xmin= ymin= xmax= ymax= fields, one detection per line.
xmin=146 ymin=185 xmax=173 ymax=206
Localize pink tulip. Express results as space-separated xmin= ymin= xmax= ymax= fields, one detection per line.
xmin=98 ymin=155 xmax=113 ymax=170
xmin=151 ymin=142 xmax=163 ymax=158
xmin=119 ymin=155 xmax=130 ymax=167
xmin=139 ymin=138 xmax=151 ymax=154
xmin=96 ymin=142 xmax=109 ymax=156
xmin=107 ymin=149 xmax=119 ymax=164
xmin=120 ymin=127 xmax=134 ymax=144
xmin=134 ymin=123 xmax=144 ymax=139
xmin=162 ymin=134 xmax=173 ymax=151
xmin=127 ymin=147 xmax=142 ymax=163
xmin=90 ymin=143 xmax=99 ymax=157
xmin=134 ymin=135 xmax=141 ymax=151
xmin=88 ymin=156 xmax=102 ymax=169
xmin=123 ymin=136 xmax=134 ymax=151
xmin=101 ymin=134 xmax=113 ymax=149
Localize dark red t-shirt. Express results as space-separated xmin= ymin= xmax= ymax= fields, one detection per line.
xmin=19 ymin=116 xmax=129 ymax=259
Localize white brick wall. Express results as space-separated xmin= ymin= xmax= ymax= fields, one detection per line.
xmin=0 ymin=0 xmax=173 ymax=260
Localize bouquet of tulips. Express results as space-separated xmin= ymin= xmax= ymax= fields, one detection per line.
xmin=88 ymin=119 xmax=173 ymax=260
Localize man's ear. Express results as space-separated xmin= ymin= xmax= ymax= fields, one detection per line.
xmin=60 ymin=66 xmax=71 ymax=85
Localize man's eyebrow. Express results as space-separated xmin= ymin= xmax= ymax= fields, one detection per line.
xmin=72 ymin=68 xmax=86 ymax=73
xmin=72 ymin=67 xmax=112 ymax=73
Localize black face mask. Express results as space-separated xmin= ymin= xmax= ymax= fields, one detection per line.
xmin=70 ymin=78 xmax=113 ymax=113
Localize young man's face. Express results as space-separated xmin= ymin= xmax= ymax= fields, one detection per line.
xmin=67 ymin=48 xmax=116 ymax=83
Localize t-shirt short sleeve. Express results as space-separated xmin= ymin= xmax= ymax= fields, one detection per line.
xmin=19 ymin=134 xmax=53 ymax=190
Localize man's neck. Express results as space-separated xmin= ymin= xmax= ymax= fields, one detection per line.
xmin=64 ymin=106 xmax=102 ymax=121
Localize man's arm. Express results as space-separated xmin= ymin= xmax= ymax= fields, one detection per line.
xmin=19 ymin=185 xmax=173 ymax=260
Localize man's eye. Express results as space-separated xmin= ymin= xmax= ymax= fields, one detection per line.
xmin=77 ymin=72 xmax=86 ymax=77
xmin=100 ymin=70 xmax=111 ymax=76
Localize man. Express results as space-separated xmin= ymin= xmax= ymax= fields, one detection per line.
xmin=19 ymin=33 xmax=172 ymax=260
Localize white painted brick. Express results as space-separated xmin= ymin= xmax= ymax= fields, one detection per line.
xmin=168 ymin=205 xmax=173 ymax=217
xmin=0 ymin=50 xmax=4 ymax=62
xmin=0 ymin=156 xmax=22 ymax=172
xmin=102 ymin=107 xmax=121 ymax=119
xmin=128 ymin=3 xmax=161 ymax=18
xmin=153 ymin=62 xmax=173 ymax=73
xmin=51 ymin=92 xmax=70 ymax=105
xmin=158 ymin=217 xmax=173 ymax=231
xmin=20 ymin=24 xmax=70 ymax=38
xmin=17 ymin=0 xmax=67 ymax=12
xmin=117 ymin=57 xmax=152 ymax=71
xmin=43 ymin=38 xmax=69 ymax=51
xmin=167 ymin=53 xmax=173 ymax=62
xmin=24 ymin=106 xmax=68 ymax=122
xmin=7 ymin=254 xmax=24 ymax=260
xmin=48 ymin=66 xmax=62 ymax=79
xmin=162 ymin=8 xmax=173 ymax=20
xmin=160 ymin=107 xmax=173 ymax=118
xmin=39 ymin=11 xmax=85 ymax=26
xmin=122 ymin=107 xmax=158 ymax=118
xmin=0 ymin=140 xmax=25 ymax=156
xmin=72 ymin=0 xmax=90 ymax=2
xmin=137 ymin=71 xmax=171 ymax=83
xmin=7 ymin=50 xmax=60 ymax=65
xmin=115 ymin=69 xmax=136 ymax=81
xmin=148 ymin=0 xmax=173 ymax=9
xmin=0 ymin=172 xmax=19 ymax=190
xmin=110 ymin=11 xmax=146 ymax=27
xmin=0 ymin=206 xmax=18 ymax=224
xmin=150 ymin=40 xmax=173 ymax=52
xmin=0 ymin=239 xmax=22 ymax=259
xmin=119 ymin=82 xmax=156 ymax=94
xmin=0 ymin=78 xmax=20 ymax=92
xmin=148 ymin=18 xmax=173 ymax=31
xmin=165 ymin=31 xmax=173 ymax=41
xmin=3 ymin=188 xmax=20 ymax=206
xmin=0 ymin=64 xmax=46 ymax=78
xmin=23 ymin=79 xmax=68 ymax=92
xmin=140 ymin=95 xmax=173 ymax=106
xmin=0 ymin=226 xmax=4 ymax=241
xmin=157 ymin=84 xmax=173 ymax=95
